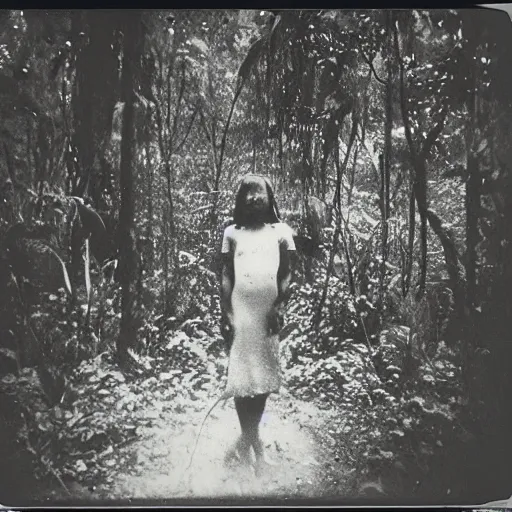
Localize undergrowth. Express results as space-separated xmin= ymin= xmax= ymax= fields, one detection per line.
xmin=0 ymin=206 xmax=473 ymax=503
xmin=0 ymin=314 xmax=226 ymax=493
xmin=280 ymin=266 xmax=466 ymax=501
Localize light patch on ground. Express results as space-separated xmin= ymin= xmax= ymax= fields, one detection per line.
xmin=50 ymin=390 xmax=357 ymax=503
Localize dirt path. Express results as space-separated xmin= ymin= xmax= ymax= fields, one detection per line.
xmin=47 ymin=388 xmax=358 ymax=504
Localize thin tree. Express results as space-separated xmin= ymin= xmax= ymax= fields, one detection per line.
xmin=379 ymin=10 xmax=393 ymax=302
xmin=461 ymin=13 xmax=481 ymax=318
xmin=117 ymin=11 xmax=144 ymax=367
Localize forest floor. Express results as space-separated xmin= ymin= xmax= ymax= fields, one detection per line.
xmin=3 ymin=347 xmax=504 ymax=507
xmin=39 ymin=386 xmax=361 ymax=505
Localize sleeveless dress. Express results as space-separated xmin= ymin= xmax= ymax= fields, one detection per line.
xmin=221 ymin=222 xmax=296 ymax=398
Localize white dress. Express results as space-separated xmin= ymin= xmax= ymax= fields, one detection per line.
xmin=221 ymin=222 xmax=295 ymax=398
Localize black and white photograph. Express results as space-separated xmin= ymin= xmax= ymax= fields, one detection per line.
xmin=0 ymin=7 xmax=511 ymax=508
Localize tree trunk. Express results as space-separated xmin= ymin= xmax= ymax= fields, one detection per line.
xmin=85 ymin=10 xmax=120 ymax=209
xmin=163 ymin=202 xmax=170 ymax=315
xmin=394 ymin=21 xmax=437 ymax=301
xmin=300 ymin=53 xmax=315 ymax=197
xmin=404 ymin=181 xmax=416 ymax=296
xmin=465 ymin=54 xmax=480 ymax=315
xmin=69 ymin=11 xmax=119 ymax=283
xmin=379 ymin=10 xmax=393 ymax=301
xmin=165 ymin=163 xmax=177 ymax=276
xmin=72 ymin=11 xmax=118 ymax=200
xmin=314 ymin=148 xmax=342 ymax=333
xmin=320 ymin=115 xmax=337 ymax=202
xmin=416 ymin=180 xmax=428 ymax=300
xmin=145 ymin=133 xmax=154 ymax=270
xmin=343 ymin=145 xmax=358 ymax=295
xmin=425 ymin=209 xmax=466 ymax=336
xmin=116 ymin=11 xmax=143 ymax=367
xmin=69 ymin=10 xmax=84 ymax=196
xmin=315 ymin=113 xmax=358 ymax=328
xmin=378 ymin=153 xmax=386 ymax=297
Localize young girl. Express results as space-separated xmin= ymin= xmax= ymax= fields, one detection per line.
xmin=220 ymin=174 xmax=295 ymax=476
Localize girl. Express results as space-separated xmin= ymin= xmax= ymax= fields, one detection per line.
xmin=220 ymin=174 xmax=295 ymax=476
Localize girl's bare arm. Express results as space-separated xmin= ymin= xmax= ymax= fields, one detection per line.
xmin=221 ymin=252 xmax=235 ymax=323
xmin=276 ymin=244 xmax=292 ymax=308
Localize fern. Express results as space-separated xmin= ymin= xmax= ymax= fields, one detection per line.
xmin=13 ymin=239 xmax=72 ymax=296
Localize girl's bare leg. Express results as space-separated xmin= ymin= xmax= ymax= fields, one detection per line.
xmin=225 ymin=398 xmax=253 ymax=466
xmin=245 ymin=394 xmax=277 ymax=476
xmin=228 ymin=394 xmax=275 ymax=475
xmin=224 ymin=434 xmax=250 ymax=465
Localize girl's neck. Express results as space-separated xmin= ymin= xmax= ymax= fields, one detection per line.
xmin=244 ymin=220 xmax=266 ymax=229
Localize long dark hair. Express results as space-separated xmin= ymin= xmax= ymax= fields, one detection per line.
xmin=232 ymin=174 xmax=281 ymax=228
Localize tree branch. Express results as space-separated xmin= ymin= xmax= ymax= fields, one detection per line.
xmin=198 ymin=108 xmax=212 ymax=145
xmin=356 ymin=129 xmax=380 ymax=183
xmin=154 ymin=98 xmax=167 ymax=162
xmin=165 ymin=31 xmax=178 ymax=139
xmin=359 ymin=45 xmax=387 ymax=86
xmin=210 ymin=118 xmax=219 ymax=175
xmin=216 ymin=84 xmax=242 ymax=191
xmin=170 ymin=60 xmax=186 ymax=150
xmin=393 ymin=20 xmax=418 ymax=164
xmin=173 ymin=107 xmax=198 ymax=154
xmin=199 ymin=108 xmax=219 ymax=181
xmin=420 ymin=107 xmax=448 ymax=161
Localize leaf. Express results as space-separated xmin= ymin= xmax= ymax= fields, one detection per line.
xmin=75 ymin=460 xmax=87 ymax=473
xmin=0 ymin=373 xmax=18 ymax=388
xmin=146 ymin=410 xmax=160 ymax=419
xmin=238 ymin=35 xmax=266 ymax=86
xmin=53 ymin=405 xmax=64 ymax=420
xmin=28 ymin=241 xmax=73 ymax=295
xmin=268 ymin=14 xmax=282 ymax=55
xmin=102 ymin=259 xmax=117 ymax=272
xmin=35 ymin=410 xmax=51 ymax=431
xmin=84 ymin=237 xmax=91 ymax=315
xmin=388 ymin=274 xmax=401 ymax=290
xmin=178 ymin=251 xmax=197 ymax=264
xmin=0 ymin=347 xmax=17 ymax=361
xmin=50 ymin=49 xmax=68 ymax=80
xmin=350 ymin=226 xmax=370 ymax=241
xmin=112 ymin=101 xmax=124 ymax=133
xmin=99 ymin=445 xmax=114 ymax=458
xmin=108 ymin=371 xmax=125 ymax=383
xmin=189 ymin=37 xmax=208 ymax=54
xmin=159 ymin=372 xmax=175 ymax=382
xmin=184 ymin=55 xmax=200 ymax=68
xmin=361 ymin=211 xmax=379 ymax=227
xmin=72 ymin=198 xmax=106 ymax=239
xmin=476 ymin=138 xmax=488 ymax=154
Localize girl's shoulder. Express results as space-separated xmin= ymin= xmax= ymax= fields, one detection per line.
xmin=269 ymin=222 xmax=296 ymax=244
xmin=222 ymin=225 xmax=236 ymax=244
xmin=270 ymin=221 xmax=294 ymax=234
xmin=222 ymin=220 xmax=236 ymax=235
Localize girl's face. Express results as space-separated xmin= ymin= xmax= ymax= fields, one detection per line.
xmin=243 ymin=177 xmax=270 ymax=217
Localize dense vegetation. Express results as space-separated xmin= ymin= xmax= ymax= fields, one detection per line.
xmin=0 ymin=8 xmax=511 ymax=505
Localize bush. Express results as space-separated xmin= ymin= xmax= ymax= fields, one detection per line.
xmin=281 ymin=255 xmax=464 ymax=499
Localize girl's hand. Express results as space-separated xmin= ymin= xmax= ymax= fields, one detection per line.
xmin=221 ymin=309 xmax=235 ymax=351
xmin=225 ymin=309 xmax=235 ymax=329
xmin=267 ymin=306 xmax=284 ymax=336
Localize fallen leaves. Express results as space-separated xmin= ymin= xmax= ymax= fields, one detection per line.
xmin=75 ymin=460 xmax=87 ymax=473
